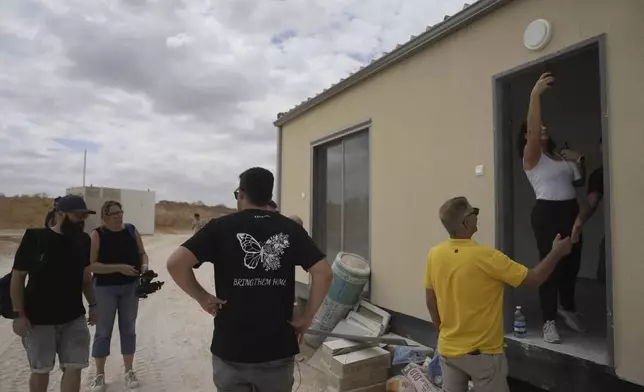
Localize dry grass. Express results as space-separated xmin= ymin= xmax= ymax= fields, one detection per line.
xmin=0 ymin=196 xmax=236 ymax=231
xmin=155 ymin=200 xmax=235 ymax=231
xmin=0 ymin=195 xmax=53 ymax=230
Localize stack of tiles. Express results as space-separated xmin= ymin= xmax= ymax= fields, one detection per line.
xmin=320 ymin=339 xmax=391 ymax=392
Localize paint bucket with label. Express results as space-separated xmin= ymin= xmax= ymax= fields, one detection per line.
xmin=305 ymin=252 xmax=371 ymax=348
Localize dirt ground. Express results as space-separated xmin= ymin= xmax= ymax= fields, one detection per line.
xmin=0 ymin=231 xmax=326 ymax=392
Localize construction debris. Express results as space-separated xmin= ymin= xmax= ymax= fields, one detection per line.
xmin=322 ymin=338 xmax=377 ymax=357
xmin=304 ymin=298 xmax=443 ymax=392
xmin=321 ymin=346 xmax=391 ymax=392
xmin=385 ymin=376 xmax=415 ymax=392
xmin=307 ymin=329 xmax=410 ymax=346
xmin=307 ymin=253 xmax=371 ymax=348
xmin=401 ymin=363 xmax=440 ymax=392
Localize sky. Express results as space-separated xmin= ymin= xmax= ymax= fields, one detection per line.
xmin=0 ymin=0 xmax=467 ymax=206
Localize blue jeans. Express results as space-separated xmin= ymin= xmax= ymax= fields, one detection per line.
xmin=92 ymin=281 xmax=139 ymax=358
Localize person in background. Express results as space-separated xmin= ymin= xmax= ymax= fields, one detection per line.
xmin=572 ymin=137 xmax=605 ymax=283
xmin=267 ymin=200 xmax=278 ymax=212
xmin=10 ymin=194 xmax=97 ymax=392
xmin=519 ymin=72 xmax=587 ymax=343
xmin=44 ymin=196 xmax=62 ymax=227
xmin=167 ymin=167 xmax=332 ymax=392
xmin=192 ymin=213 xmax=204 ymax=233
xmin=88 ymin=201 xmax=148 ymax=391
xmin=289 ymin=215 xmax=303 ymax=226
xmin=425 ymin=197 xmax=572 ymax=392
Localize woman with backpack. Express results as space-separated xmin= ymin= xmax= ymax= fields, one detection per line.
xmin=88 ymin=200 xmax=148 ymax=391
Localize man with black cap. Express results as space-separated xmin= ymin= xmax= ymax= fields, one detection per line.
xmin=10 ymin=194 xmax=98 ymax=392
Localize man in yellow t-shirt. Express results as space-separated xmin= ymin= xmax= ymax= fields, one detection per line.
xmin=424 ymin=197 xmax=572 ymax=392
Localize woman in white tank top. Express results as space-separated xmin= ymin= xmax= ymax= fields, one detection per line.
xmin=519 ymin=73 xmax=587 ymax=344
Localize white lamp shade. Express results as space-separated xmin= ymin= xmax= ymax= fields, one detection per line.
xmin=524 ymin=19 xmax=553 ymax=51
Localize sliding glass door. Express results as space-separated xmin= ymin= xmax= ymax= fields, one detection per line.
xmin=312 ymin=129 xmax=370 ymax=266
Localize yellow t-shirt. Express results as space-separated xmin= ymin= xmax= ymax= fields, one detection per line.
xmin=424 ymin=238 xmax=528 ymax=358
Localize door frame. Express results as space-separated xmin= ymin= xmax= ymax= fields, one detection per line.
xmin=310 ymin=120 xmax=372 ymax=297
xmin=491 ymin=34 xmax=613 ymax=366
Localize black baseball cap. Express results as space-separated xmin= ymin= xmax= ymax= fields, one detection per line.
xmin=56 ymin=195 xmax=96 ymax=214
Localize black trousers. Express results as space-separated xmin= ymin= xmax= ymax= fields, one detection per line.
xmin=531 ymin=199 xmax=583 ymax=322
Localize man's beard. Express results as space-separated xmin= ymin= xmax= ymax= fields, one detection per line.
xmin=61 ymin=216 xmax=85 ymax=236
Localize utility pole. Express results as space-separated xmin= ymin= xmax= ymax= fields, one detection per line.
xmin=82 ymin=149 xmax=87 ymax=188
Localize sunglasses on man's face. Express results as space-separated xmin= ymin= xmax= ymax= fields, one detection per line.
xmin=70 ymin=212 xmax=89 ymax=221
xmin=233 ymin=189 xmax=240 ymax=200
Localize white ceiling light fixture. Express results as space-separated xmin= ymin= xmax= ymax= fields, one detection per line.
xmin=523 ymin=19 xmax=553 ymax=51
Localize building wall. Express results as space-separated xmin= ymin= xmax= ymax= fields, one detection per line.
xmin=280 ymin=0 xmax=644 ymax=384
xmin=120 ymin=189 xmax=156 ymax=235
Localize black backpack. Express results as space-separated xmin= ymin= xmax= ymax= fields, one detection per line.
xmin=0 ymin=272 xmax=16 ymax=319
xmin=0 ymin=228 xmax=46 ymax=319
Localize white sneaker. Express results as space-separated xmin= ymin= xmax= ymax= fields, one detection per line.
xmin=542 ymin=320 xmax=561 ymax=344
xmin=89 ymin=374 xmax=106 ymax=392
xmin=125 ymin=369 xmax=139 ymax=389
xmin=558 ymin=309 xmax=586 ymax=333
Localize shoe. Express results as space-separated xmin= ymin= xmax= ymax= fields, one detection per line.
xmin=125 ymin=369 xmax=139 ymax=389
xmin=542 ymin=320 xmax=561 ymax=344
xmin=558 ymin=308 xmax=586 ymax=333
xmin=89 ymin=374 xmax=106 ymax=392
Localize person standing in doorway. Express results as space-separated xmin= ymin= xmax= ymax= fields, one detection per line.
xmin=192 ymin=213 xmax=204 ymax=233
xmin=425 ymin=197 xmax=572 ymax=392
xmin=167 ymin=167 xmax=333 ymax=392
xmin=10 ymin=194 xmax=97 ymax=392
xmin=572 ymin=137 xmax=605 ymax=283
xmin=88 ymin=201 xmax=148 ymax=391
xmin=519 ymin=72 xmax=587 ymax=343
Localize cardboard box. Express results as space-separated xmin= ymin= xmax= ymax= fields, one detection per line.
xmin=323 ymin=347 xmax=391 ymax=378
xmin=322 ymin=339 xmax=374 ymax=361
xmin=322 ymin=363 xmax=388 ymax=391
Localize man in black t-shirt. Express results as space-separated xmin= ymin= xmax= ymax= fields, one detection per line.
xmin=167 ymin=167 xmax=332 ymax=392
xmin=572 ymin=138 xmax=605 ymax=283
xmin=11 ymin=194 xmax=97 ymax=392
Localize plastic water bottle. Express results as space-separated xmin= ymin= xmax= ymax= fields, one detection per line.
xmin=513 ymin=306 xmax=527 ymax=337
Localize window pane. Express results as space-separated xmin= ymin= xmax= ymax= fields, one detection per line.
xmin=322 ymin=142 xmax=343 ymax=263
xmin=342 ymin=131 xmax=370 ymax=262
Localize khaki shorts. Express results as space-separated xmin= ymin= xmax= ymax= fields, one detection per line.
xmin=22 ymin=316 xmax=90 ymax=374
xmin=440 ymin=353 xmax=509 ymax=392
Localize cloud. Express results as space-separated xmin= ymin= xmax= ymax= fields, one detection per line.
xmin=0 ymin=0 xmax=467 ymax=205
xmin=53 ymin=138 xmax=102 ymax=153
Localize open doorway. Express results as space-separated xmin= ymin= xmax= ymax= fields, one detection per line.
xmin=493 ymin=36 xmax=611 ymax=366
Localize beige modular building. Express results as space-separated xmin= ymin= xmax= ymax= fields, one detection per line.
xmin=67 ymin=186 xmax=156 ymax=235
xmin=274 ymin=0 xmax=644 ymax=390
